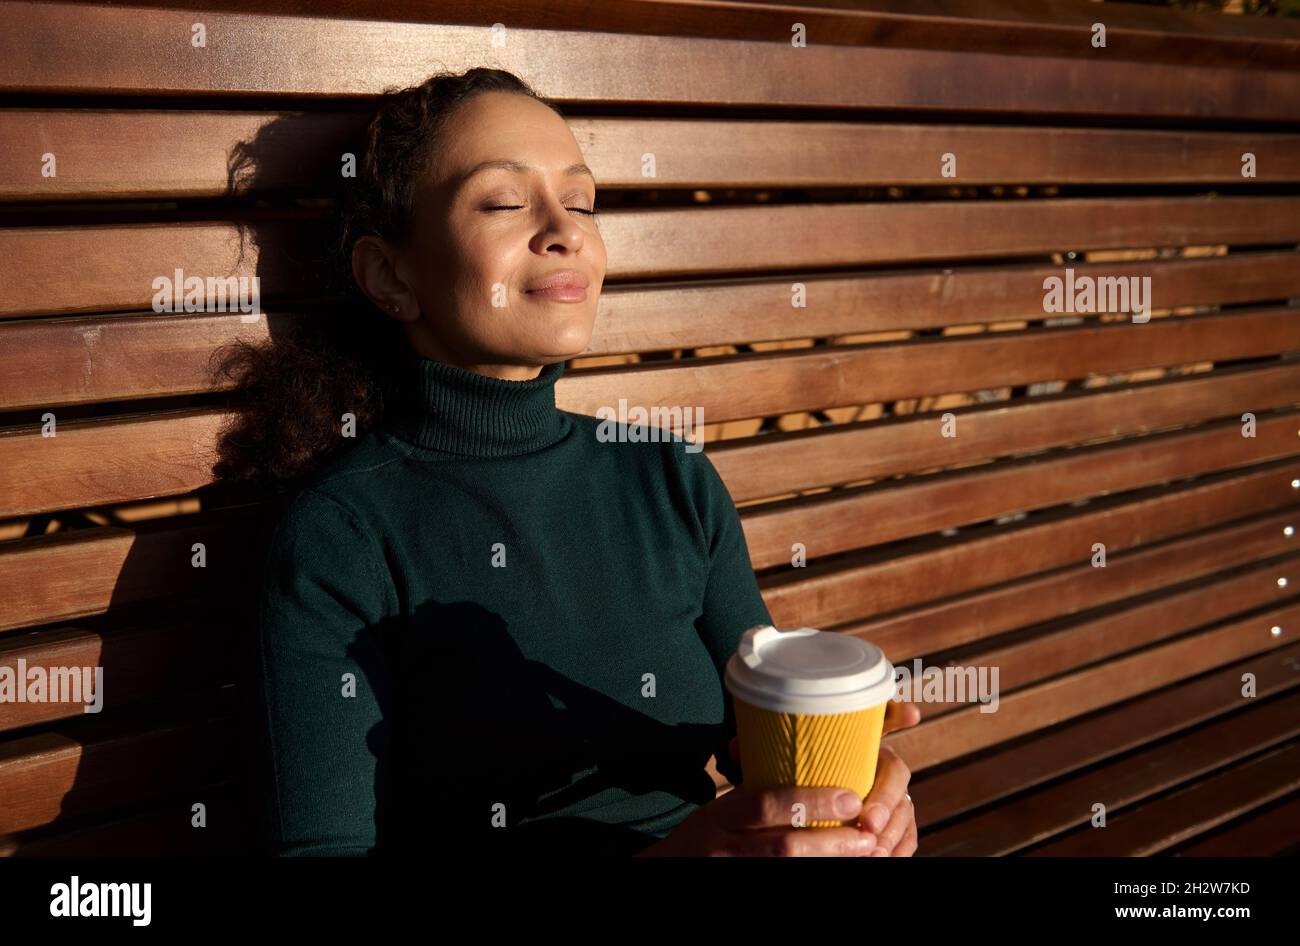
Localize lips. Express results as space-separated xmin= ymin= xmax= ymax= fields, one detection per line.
xmin=522 ymin=269 xmax=589 ymax=303
xmin=523 ymin=270 xmax=589 ymax=293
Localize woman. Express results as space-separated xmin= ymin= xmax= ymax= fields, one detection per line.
xmin=223 ymin=67 xmax=919 ymax=857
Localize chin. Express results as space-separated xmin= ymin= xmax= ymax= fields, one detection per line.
xmin=539 ymin=322 xmax=597 ymax=359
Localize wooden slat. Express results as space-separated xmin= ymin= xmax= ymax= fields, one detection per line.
xmin=740 ymin=411 xmax=1300 ymax=569
xmin=565 ymin=309 xmax=1300 ymax=431
xmin=0 ymin=703 xmax=236 ymax=835
xmin=6 ymin=198 xmax=1300 ymax=317
xmin=3 ymin=3 xmax=1300 ymax=120
xmin=11 ymin=444 xmax=1288 ymax=642
xmin=0 ymin=315 xmax=271 ymax=407
xmin=908 ymin=642 xmax=1300 ymax=827
xmin=0 ymin=604 xmax=235 ymax=732
xmin=712 ymin=360 xmax=1300 ymax=504
xmin=920 ymin=690 xmax=1300 ymax=856
xmin=862 ymin=510 xmax=1299 ymax=663
xmin=6 ymin=356 xmax=1297 ymax=520
xmin=0 ymin=507 xmax=265 ymax=632
xmin=5 ymin=304 xmax=1298 ymax=423
xmin=6 ymin=251 xmax=1300 ymax=412
xmin=45 ymin=0 xmax=1300 ymax=69
xmin=886 ymin=598 xmax=1299 ymax=770
xmin=588 ymin=252 xmax=1300 ymax=356
xmin=0 ymin=109 xmax=363 ymax=201
xmin=762 ymin=461 xmax=1300 ymax=630
xmin=902 ymin=553 xmax=1300 ymax=722
xmin=0 ymin=780 xmax=246 ymax=856
xmin=0 ymin=410 xmax=230 ymax=518
xmin=0 ymin=220 xmax=314 ymax=318
xmin=8 ymin=110 xmax=1300 ymax=200
xmin=1172 ymin=793 xmax=1300 ymax=857
xmin=1024 ymin=739 xmax=1300 ymax=856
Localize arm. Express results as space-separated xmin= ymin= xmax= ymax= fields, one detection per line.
xmin=679 ymin=444 xmax=774 ymax=790
xmin=255 ymin=488 xmax=397 ymax=855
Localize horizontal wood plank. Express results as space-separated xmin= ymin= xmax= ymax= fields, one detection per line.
xmin=711 ymin=360 xmax=1300 ymax=504
xmin=561 ymin=309 xmax=1300 ymax=427
xmin=859 ymin=509 xmax=1300 ymax=663
xmin=6 ymin=305 xmax=1296 ymax=424
xmin=762 ymin=460 xmax=1300 ymax=628
xmin=0 ymin=507 xmax=265 ymax=632
xmin=886 ymin=598 xmax=1298 ymax=770
xmin=48 ymin=0 xmax=1300 ymax=68
xmin=920 ymin=690 xmax=1300 ymax=855
xmin=6 ymin=198 xmax=1300 ymax=317
xmin=908 ymin=641 xmax=1300 ymax=828
xmin=4 ymin=3 xmax=1300 ymax=119
xmin=0 ymin=702 xmax=236 ymax=835
xmin=5 ymin=357 xmax=1297 ymax=519
xmin=905 ymin=554 xmax=1300 ymax=722
xmin=0 ymin=605 xmax=235 ymax=732
xmin=740 ymin=411 xmax=1300 ymax=569
xmin=1172 ymin=793 xmax=1300 ymax=856
xmin=7 ymin=110 xmax=1300 ymax=201
xmin=0 ymin=780 xmax=246 ymax=855
xmin=5 ymin=198 xmax=1298 ymax=319
xmin=1023 ymin=738 xmax=1300 ymax=856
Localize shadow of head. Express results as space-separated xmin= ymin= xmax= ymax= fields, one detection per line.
xmin=371 ymin=598 xmax=724 ymax=855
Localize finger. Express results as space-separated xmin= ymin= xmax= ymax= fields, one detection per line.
xmin=720 ymin=785 xmax=863 ymax=831
xmin=859 ymin=745 xmax=911 ymax=834
xmin=875 ymin=793 xmax=914 ymax=854
xmin=732 ymin=826 xmax=879 ymax=857
xmin=882 ymin=699 xmax=922 ymax=735
xmin=894 ymin=818 xmax=918 ymax=857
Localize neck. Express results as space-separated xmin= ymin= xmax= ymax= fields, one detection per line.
xmin=381 ymin=347 xmax=568 ymax=458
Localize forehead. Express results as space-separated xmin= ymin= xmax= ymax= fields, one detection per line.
xmin=427 ymin=92 xmax=587 ymax=186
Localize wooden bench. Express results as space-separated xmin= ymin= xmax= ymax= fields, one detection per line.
xmin=3 ymin=0 xmax=1300 ymax=856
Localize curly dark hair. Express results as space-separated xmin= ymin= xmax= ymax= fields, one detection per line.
xmin=209 ymin=67 xmax=563 ymax=491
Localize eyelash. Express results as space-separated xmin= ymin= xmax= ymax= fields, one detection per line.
xmin=485 ymin=205 xmax=597 ymax=216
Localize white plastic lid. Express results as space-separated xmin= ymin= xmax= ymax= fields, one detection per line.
xmin=724 ymin=625 xmax=895 ymax=715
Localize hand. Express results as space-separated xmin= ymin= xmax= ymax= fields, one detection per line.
xmin=711 ymin=698 xmax=922 ymax=858
xmin=858 ymin=698 xmax=922 ymax=857
xmin=636 ymin=782 xmax=881 ymax=856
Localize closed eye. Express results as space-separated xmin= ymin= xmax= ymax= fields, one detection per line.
xmin=484 ymin=205 xmax=597 ymax=215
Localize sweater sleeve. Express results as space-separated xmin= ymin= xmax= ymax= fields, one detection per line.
xmin=679 ymin=443 xmax=774 ymax=789
xmin=255 ymin=488 xmax=397 ymax=856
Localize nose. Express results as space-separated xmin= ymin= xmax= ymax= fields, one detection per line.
xmin=529 ymin=193 xmax=586 ymax=255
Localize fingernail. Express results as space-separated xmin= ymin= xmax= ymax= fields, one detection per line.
xmin=835 ymin=792 xmax=861 ymax=817
xmin=867 ymin=804 xmax=889 ymax=833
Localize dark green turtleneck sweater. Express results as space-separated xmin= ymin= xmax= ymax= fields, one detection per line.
xmin=255 ymin=347 xmax=773 ymax=856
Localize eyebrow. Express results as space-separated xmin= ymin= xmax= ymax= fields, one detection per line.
xmin=455 ymin=159 xmax=595 ymax=191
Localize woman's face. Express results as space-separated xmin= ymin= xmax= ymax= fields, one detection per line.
xmin=354 ymin=90 xmax=606 ymax=381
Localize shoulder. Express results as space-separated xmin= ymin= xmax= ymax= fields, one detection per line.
xmin=565 ymin=409 xmax=734 ymax=520
xmin=564 ymin=409 xmax=716 ymax=475
xmin=265 ymin=433 xmax=400 ymax=553
xmin=260 ymin=483 xmax=396 ymax=607
xmin=301 ymin=431 xmax=403 ymax=494
xmin=267 ymin=432 xmax=403 ymax=531
xmin=264 ymin=485 xmax=373 ymax=562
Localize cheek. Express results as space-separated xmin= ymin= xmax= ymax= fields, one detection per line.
xmin=454 ymin=231 xmax=528 ymax=306
xmin=588 ymin=225 xmax=608 ymax=271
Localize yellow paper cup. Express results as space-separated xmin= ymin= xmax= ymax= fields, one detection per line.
xmin=725 ymin=625 xmax=895 ymax=828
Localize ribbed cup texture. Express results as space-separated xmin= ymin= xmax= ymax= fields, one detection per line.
xmin=734 ymin=698 xmax=888 ymax=828
xmin=384 ymin=348 xmax=568 ymax=458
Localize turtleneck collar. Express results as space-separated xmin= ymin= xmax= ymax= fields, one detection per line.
xmin=381 ymin=347 xmax=569 ymax=458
